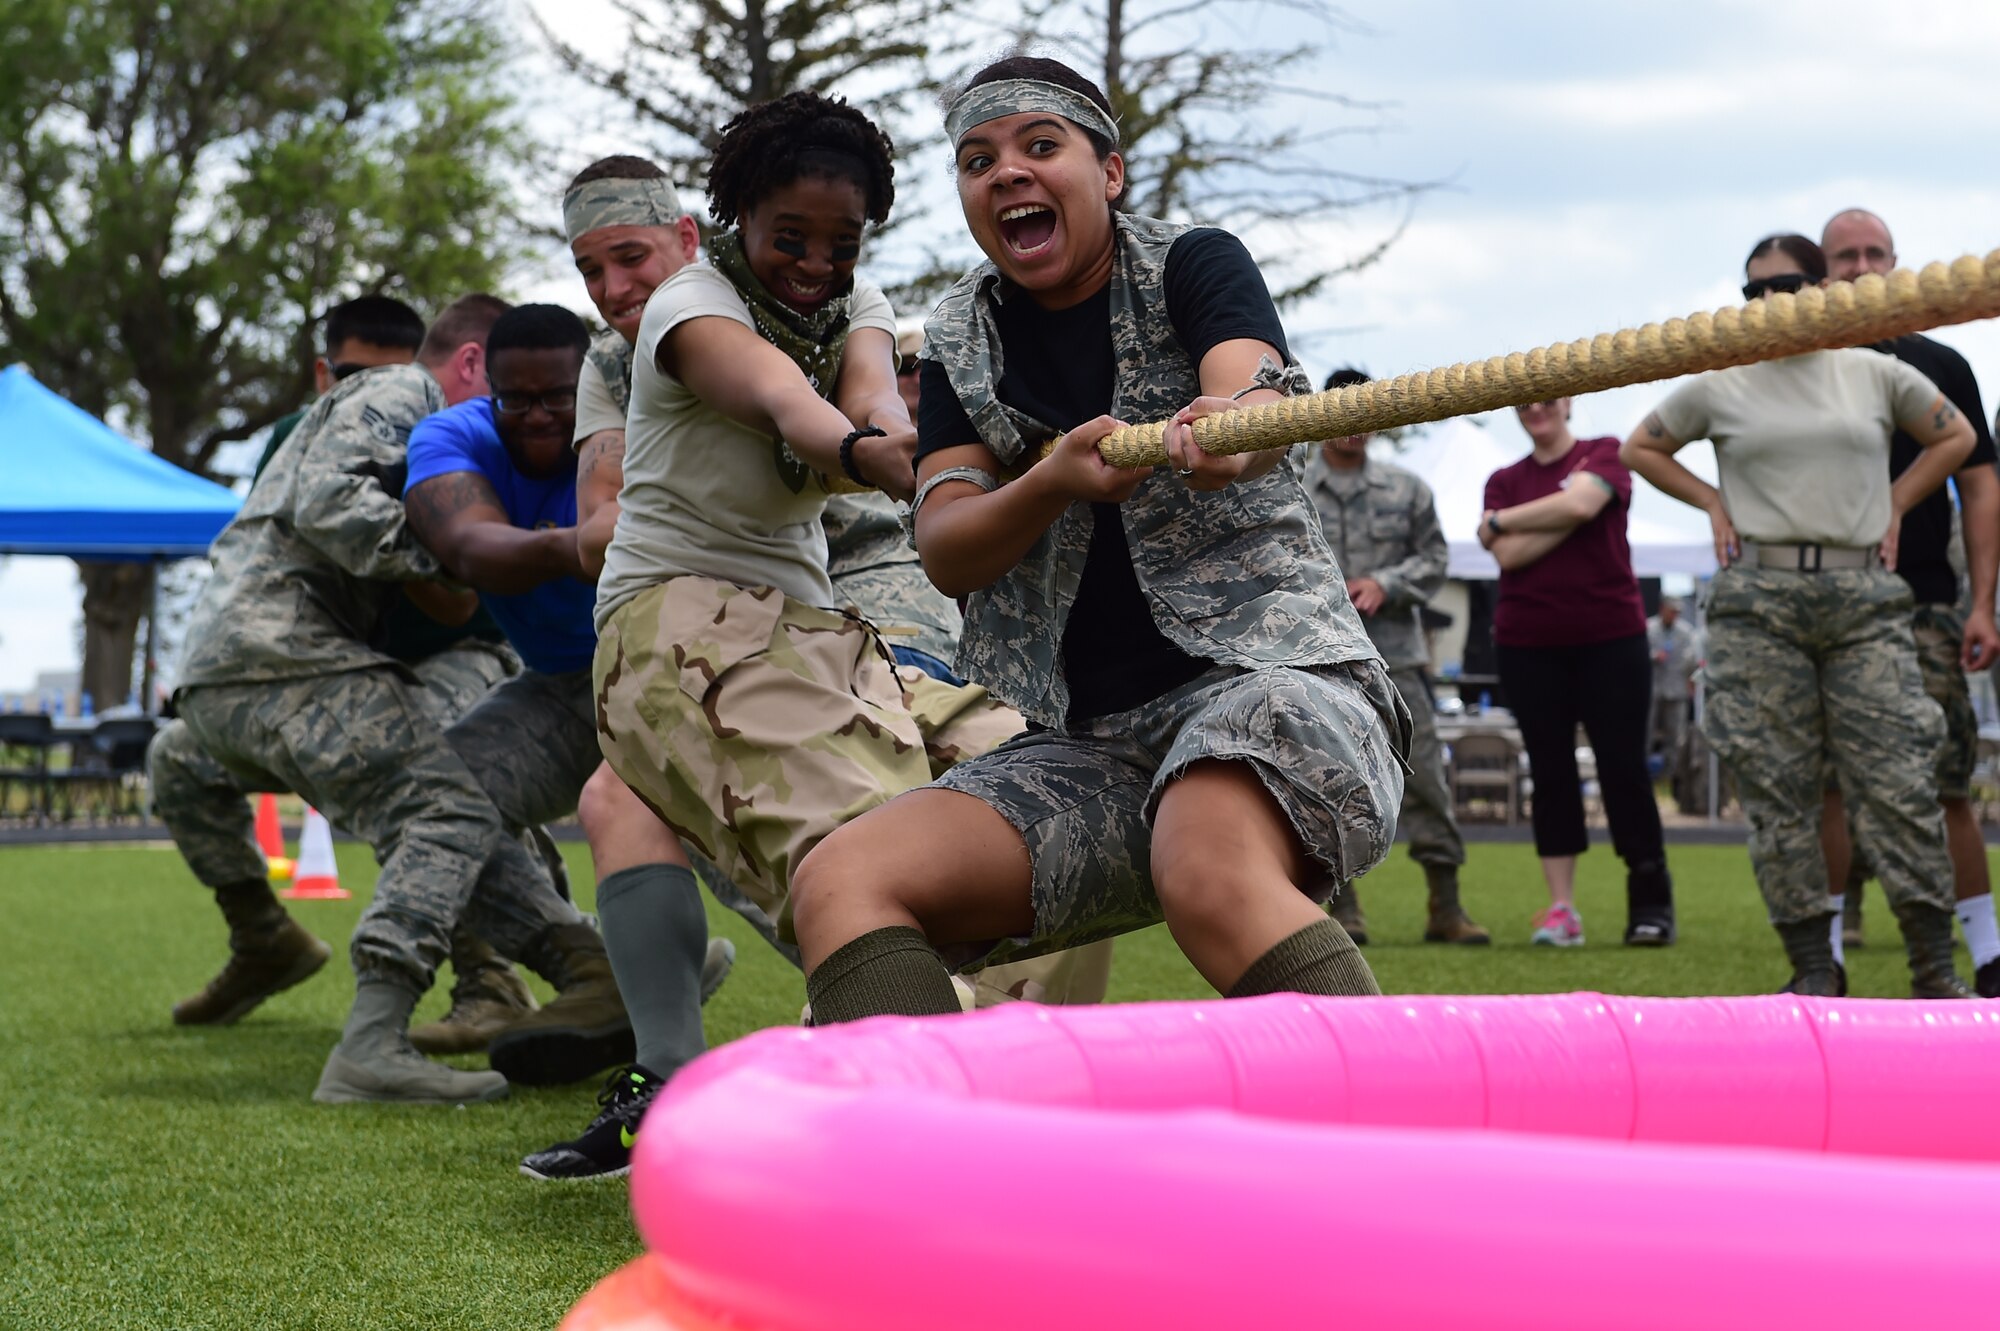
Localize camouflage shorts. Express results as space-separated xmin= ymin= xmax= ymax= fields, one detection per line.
xmin=931 ymin=661 xmax=1409 ymax=971
xmin=594 ymin=576 xmax=1019 ymax=939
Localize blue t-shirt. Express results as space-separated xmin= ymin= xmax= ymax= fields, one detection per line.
xmin=405 ymin=398 xmax=597 ymax=675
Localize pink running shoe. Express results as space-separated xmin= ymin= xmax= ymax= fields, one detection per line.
xmin=1530 ymin=904 xmax=1585 ymax=947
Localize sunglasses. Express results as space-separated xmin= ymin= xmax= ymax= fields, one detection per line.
xmin=493 ymin=390 xmax=577 ymax=416
xmin=1742 ymin=273 xmax=1812 ymax=301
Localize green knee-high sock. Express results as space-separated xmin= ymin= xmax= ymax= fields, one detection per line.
xmin=806 ymin=926 xmax=962 ymax=1025
xmin=1227 ymin=917 xmax=1381 ymax=998
xmin=596 ymin=864 xmax=708 ymax=1078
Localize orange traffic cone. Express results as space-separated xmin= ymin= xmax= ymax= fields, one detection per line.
xmin=282 ymin=806 xmax=349 ymax=900
xmin=255 ymin=793 xmax=294 ymax=884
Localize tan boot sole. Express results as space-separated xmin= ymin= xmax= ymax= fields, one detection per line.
xmin=311 ymin=1048 xmax=510 ymax=1105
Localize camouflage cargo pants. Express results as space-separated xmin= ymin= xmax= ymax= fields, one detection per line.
xmin=408 ymin=643 xmax=572 ymax=901
xmin=1388 ymin=665 xmax=1465 ymax=868
xmin=1702 ymin=565 xmax=1951 ymax=925
xmin=155 ymin=664 xmax=580 ymax=989
xmin=594 ymin=576 xmax=1020 ymax=941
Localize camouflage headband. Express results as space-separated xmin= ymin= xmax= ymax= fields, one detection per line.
xmin=944 ymin=78 xmax=1120 ymax=150
xmin=562 ymin=176 xmax=686 ymax=243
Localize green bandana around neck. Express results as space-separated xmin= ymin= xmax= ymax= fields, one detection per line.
xmin=707 ymin=230 xmax=853 ymax=398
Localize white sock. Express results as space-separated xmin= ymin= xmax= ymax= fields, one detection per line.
xmin=1954 ymin=894 xmax=2000 ymax=969
xmin=1827 ymin=896 xmax=1846 ymax=967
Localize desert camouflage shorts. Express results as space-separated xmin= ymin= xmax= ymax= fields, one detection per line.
xmin=594 ymin=576 xmax=1019 ymax=940
xmin=931 ymin=660 xmax=1409 ymax=971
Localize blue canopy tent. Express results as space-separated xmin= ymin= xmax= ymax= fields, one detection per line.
xmin=0 ymin=362 xmax=240 ymax=709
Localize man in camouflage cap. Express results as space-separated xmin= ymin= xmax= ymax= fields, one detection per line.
xmin=151 ymin=295 xmax=603 ymax=1104
xmin=1304 ymin=369 xmax=1488 ymax=945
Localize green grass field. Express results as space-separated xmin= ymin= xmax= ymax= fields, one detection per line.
xmin=0 ymin=840 xmax=1979 ymax=1329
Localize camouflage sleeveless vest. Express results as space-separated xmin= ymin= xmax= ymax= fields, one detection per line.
xmin=924 ymin=212 xmax=1380 ymax=727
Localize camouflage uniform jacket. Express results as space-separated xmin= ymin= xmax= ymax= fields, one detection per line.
xmin=1301 ymin=454 xmax=1447 ymax=669
xmin=823 ymin=492 xmax=918 ymax=575
xmin=925 ymin=211 xmax=1381 ymax=727
xmin=176 ymin=363 xmax=446 ymax=690
xmin=587 ymin=327 xmax=634 ymax=417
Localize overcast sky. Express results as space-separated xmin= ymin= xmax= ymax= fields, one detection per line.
xmin=6 ymin=0 xmax=1998 ymax=692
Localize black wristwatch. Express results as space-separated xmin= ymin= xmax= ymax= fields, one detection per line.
xmin=1485 ymin=512 xmax=1505 ymax=537
xmin=839 ymin=426 xmax=887 ymax=485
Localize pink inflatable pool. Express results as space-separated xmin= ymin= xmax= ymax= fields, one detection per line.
xmin=566 ymin=993 xmax=2000 ymax=1330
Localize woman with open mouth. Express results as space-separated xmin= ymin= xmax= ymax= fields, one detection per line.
xmin=786 ymin=56 xmax=1410 ymax=1022
xmin=590 ymin=91 xmax=1021 ymax=1044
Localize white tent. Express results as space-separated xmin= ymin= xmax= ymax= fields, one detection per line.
xmin=1389 ymin=419 xmax=1717 ymax=579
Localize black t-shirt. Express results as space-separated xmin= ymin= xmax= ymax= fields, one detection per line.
xmin=917 ymin=227 xmax=1291 ymax=720
xmin=1877 ymin=334 xmax=1995 ymax=605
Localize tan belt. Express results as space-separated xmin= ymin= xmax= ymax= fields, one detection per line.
xmin=1738 ymin=540 xmax=1878 ymax=572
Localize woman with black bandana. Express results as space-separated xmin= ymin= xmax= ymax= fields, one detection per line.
xmin=787 ymin=57 xmax=1410 ymax=1022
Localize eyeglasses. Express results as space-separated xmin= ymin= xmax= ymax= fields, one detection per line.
xmin=1742 ymin=273 xmax=1812 ymax=301
xmin=492 ymin=390 xmax=577 ymax=416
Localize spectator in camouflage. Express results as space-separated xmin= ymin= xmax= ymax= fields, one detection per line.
xmin=1623 ymin=231 xmax=1979 ymax=999
xmin=1303 ymin=367 xmax=1488 ymax=946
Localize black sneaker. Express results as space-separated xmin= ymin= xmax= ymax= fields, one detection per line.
xmin=519 ymin=1065 xmax=664 ymax=1181
xmin=1978 ymin=958 xmax=2000 ymax=1001
xmin=1623 ymin=909 xmax=1677 ymax=947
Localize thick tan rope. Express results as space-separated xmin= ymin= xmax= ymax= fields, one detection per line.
xmin=828 ymin=250 xmax=2000 ymax=492
xmin=1095 ymin=250 xmax=2000 ymax=467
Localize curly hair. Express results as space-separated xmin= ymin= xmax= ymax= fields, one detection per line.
xmin=706 ymin=91 xmax=896 ymax=229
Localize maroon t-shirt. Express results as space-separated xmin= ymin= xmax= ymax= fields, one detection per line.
xmin=1483 ymin=436 xmax=1647 ymax=648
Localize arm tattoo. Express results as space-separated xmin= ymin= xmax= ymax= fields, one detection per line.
xmin=1933 ymin=397 xmax=1960 ymax=433
xmin=406 ymin=471 xmax=503 ymax=549
xmin=1643 ymin=412 xmax=1667 ymax=439
xmin=577 ymin=431 xmax=626 ymax=487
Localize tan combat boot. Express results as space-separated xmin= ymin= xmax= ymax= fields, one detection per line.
xmin=1328 ymin=884 xmax=1369 ymax=946
xmin=173 ymin=890 xmax=331 ymax=1025
xmin=486 ymin=923 xmax=633 ymax=1085
xmin=409 ymin=935 xmax=538 ymax=1055
xmin=1421 ymin=865 xmax=1491 ymax=944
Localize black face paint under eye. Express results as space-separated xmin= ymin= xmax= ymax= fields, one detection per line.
xmin=773 ymin=237 xmax=807 ymax=259
xmin=830 ymin=243 xmax=860 ymax=262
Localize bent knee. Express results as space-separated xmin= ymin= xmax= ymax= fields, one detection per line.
xmin=790 ymin=831 xmax=879 ymax=944
xmin=578 ymin=764 xmax=645 ymax=836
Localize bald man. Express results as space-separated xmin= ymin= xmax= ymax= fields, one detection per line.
xmin=1819 ymin=208 xmax=2000 ymax=998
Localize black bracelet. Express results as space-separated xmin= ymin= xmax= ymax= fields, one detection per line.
xmin=839 ymin=426 xmax=887 ymax=485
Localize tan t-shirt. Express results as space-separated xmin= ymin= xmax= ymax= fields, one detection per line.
xmin=573 ymin=356 xmax=624 ymax=446
xmin=595 ymin=263 xmax=897 ymax=626
xmin=1654 ymin=348 xmax=1945 ymax=547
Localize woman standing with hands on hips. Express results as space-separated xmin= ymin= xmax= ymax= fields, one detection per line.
xmin=1621 ymin=232 xmax=1977 ymax=998
xmin=1479 ymin=397 xmax=1676 ymax=949
xmin=787 ymin=57 xmax=1411 ymax=1021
